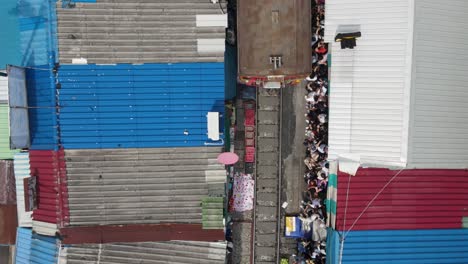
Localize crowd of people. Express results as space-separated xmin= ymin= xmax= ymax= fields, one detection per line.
xmin=293 ymin=1 xmax=328 ymax=263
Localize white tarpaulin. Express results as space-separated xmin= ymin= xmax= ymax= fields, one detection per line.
xmin=337 ymin=153 xmax=361 ymax=176
xmin=8 ymin=66 xmax=30 ymax=149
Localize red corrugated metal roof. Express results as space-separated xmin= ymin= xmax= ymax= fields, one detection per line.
xmin=59 ymin=224 xmax=224 ymax=244
xmin=336 ymin=168 xmax=468 ymax=231
xmin=30 ymin=150 xmax=69 ymax=227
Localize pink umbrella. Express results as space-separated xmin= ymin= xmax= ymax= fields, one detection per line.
xmin=217 ymin=152 xmax=239 ymax=165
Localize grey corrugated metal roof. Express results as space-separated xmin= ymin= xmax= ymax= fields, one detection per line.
xmin=64 ymin=240 xmax=226 ymax=264
xmin=56 ymin=0 xmax=226 ymax=64
xmin=65 ymin=147 xmax=226 ymax=226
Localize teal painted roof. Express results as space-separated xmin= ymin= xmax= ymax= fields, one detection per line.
xmin=0 ymin=0 xmax=21 ymax=67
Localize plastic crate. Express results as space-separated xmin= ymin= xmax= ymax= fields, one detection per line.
xmin=245 ymin=138 xmax=255 ymax=147
xmin=245 ymin=147 xmax=255 ymax=162
xmin=245 ymin=125 xmax=255 ymax=132
xmin=244 ymin=101 xmax=256 ymax=110
xmin=245 ymin=131 xmax=255 ymax=139
xmin=244 ymin=109 xmax=255 ymax=126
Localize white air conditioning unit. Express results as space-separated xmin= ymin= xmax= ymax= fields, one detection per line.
xmin=211 ymin=0 xmax=219 ymax=3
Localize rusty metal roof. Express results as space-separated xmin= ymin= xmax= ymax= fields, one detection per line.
xmin=0 ymin=160 xmax=16 ymax=205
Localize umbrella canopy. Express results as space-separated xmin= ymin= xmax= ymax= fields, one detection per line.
xmin=217 ymin=152 xmax=239 ymax=165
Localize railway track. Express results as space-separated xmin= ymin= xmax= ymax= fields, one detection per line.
xmin=253 ymin=87 xmax=283 ymax=264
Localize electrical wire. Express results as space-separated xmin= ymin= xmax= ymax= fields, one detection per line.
xmin=338 ymin=48 xmax=357 ymax=264
xmin=337 ymin=168 xmax=405 ymax=263
xmin=8 ymin=65 xmax=53 ymax=71
xmin=344 ymin=168 xmax=405 ymax=238
xmin=338 ymin=169 xmax=352 ymax=264
xmin=10 ymin=106 xmax=60 ymax=109
xmin=218 ymin=0 xmax=226 ymax=14
xmin=341 ymin=170 xmax=352 ymax=234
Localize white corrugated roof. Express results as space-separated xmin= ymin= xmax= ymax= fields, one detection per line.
xmin=14 ymin=152 xmax=33 ymax=227
xmin=326 ymin=0 xmax=468 ymax=169
xmin=0 ymin=71 xmax=7 ymax=102
xmin=325 ymin=0 xmax=413 ymax=168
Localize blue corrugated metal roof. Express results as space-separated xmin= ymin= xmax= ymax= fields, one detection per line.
xmin=31 ymin=233 xmax=58 ymax=264
xmin=26 ymin=68 xmax=58 ymax=150
xmin=15 ymin=227 xmax=59 ymax=264
xmin=18 ymin=0 xmax=59 ymax=150
xmin=18 ymin=0 xmax=57 ymax=67
xmin=327 ymin=229 xmax=468 ymax=264
xmin=15 ymin=228 xmax=32 ymax=264
xmin=57 ymin=63 xmax=225 ymax=149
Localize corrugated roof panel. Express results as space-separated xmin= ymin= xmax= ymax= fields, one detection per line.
xmin=15 ymin=228 xmax=32 ymax=264
xmin=326 ymin=228 xmax=340 ymax=264
xmin=0 ymin=72 xmax=7 ymax=103
xmin=57 ymin=63 xmax=225 ymax=149
xmin=64 ymin=147 xmax=225 ymax=226
xmin=408 ymin=0 xmax=468 ymax=169
xmin=0 ymin=160 xmax=16 ymax=205
xmin=26 ymin=68 xmax=59 ymax=150
xmin=328 ymin=229 xmax=468 ymax=264
xmin=336 ymin=168 xmax=468 ymax=231
xmin=59 ymin=224 xmax=224 ymax=244
xmin=30 ymin=150 xmax=68 ymax=227
xmin=32 ymin=220 xmax=59 ymax=237
xmin=0 ymin=105 xmax=19 ymax=159
xmin=202 ymin=197 xmax=224 ymax=229
xmin=64 ymin=241 xmax=226 ymax=264
xmin=14 ymin=227 xmax=60 ymax=264
xmin=15 ymin=152 xmax=33 ymax=227
xmin=18 ymin=0 xmax=58 ymax=67
xmin=31 ymin=232 xmax=59 ymax=264
xmin=56 ymin=0 xmax=226 ymax=64
xmin=325 ymin=0 xmax=413 ymax=168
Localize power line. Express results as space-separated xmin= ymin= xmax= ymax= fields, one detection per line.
xmin=344 ymin=168 xmax=404 ymax=238
xmin=337 ymin=168 xmax=405 ymax=263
